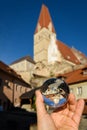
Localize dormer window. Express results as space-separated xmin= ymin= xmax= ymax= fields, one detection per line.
xmin=67 ymin=56 xmax=70 ymax=59
xmin=83 ymin=70 xmax=87 ymax=75
xmin=82 ymin=68 xmax=87 ymax=75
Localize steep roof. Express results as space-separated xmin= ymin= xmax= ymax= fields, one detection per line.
xmin=57 ymin=65 xmax=87 ymax=84
xmin=0 ymin=61 xmax=31 ymax=86
xmin=0 ymin=61 xmax=20 ymax=78
xmin=35 ymin=4 xmax=56 ymax=33
xmin=71 ymin=47 xmax=87 ymax=62
xmin=10 ymin=56 xmax=36 ymax=65
xmin=56 ymin=40 xmax=80 ymax=64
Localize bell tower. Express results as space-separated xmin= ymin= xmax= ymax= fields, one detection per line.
xmin=34 ymin=4 xmax=56 ymax=64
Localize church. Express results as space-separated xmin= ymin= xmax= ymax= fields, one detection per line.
xmin=10 ymin=4 xmax=87 ymax=85
xmin=34 ymin=4 xmax=87 ymax=68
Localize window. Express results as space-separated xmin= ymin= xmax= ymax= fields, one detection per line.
xmin=70 ymin=88 xmax=73 ymax=93
xmin=77 ymin=87 xmax=82 ymax=95
xmin=15 ymin=84 xmax=18 ymax=91
xmin=85 ymin=102 xmax=87 ymax=105
xmin=82 ymin=68 xmax=87 ymax=75
xmin=67 ymin=56 xmax=70 ymax=59
xmin=83 ymin=71 xmax=87 ymax=75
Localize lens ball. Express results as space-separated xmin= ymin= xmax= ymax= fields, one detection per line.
xmin=40 ymin=78 xmax=70 ymax=110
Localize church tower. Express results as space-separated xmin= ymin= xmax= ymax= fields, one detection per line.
xmin=34 ymin=4 xmax=58 ymax=64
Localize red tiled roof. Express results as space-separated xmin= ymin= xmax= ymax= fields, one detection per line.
xmin=0 ymin=61 xmax=19 ymax=77
xmin=35 ymin=4 xmax=56 ymax=33
xmin=56 ymin=40 xmax=80 ymax=64
xmin=57 ymin=65 xmax=87 ymax=84
xmin=71 ymin=47 xmax=87 ymax=59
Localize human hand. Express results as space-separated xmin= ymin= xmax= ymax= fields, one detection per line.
xmin=35 ymin=90 xmax=84 ymax=130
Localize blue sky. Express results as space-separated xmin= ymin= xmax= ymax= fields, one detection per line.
xmin=0 ymin=0 xmax=87 ymax=65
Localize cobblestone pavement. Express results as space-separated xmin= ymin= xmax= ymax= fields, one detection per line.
xmin=79 ymin=115 xmax=87 ymax=130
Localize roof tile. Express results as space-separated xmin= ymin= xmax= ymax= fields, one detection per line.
xmin=35 ymin=4 xmax=56 ymax=33
xmin=56 ymin=40 xmax=80 ymax=64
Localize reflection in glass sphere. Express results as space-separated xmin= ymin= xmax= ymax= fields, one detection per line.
xmin=40 ymin=78 xmax=70 ymax=110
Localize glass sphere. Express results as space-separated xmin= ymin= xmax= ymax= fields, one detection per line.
xmin=41 ymin=78 xmax=70 ymax=110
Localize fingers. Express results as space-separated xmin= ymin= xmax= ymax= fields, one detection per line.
xmin=68 ymin=93 xmax=77 ymax=112
xmin=73 ymin=99 xmax=84 ymax=124
xmin=35 ymin=90 xmax=47 ymax=118
xmin=68 ymin=93 xmax=84 ymax=122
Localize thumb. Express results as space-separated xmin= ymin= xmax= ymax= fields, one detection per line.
xmin=35 ymin=90 xmax=47 ymax=118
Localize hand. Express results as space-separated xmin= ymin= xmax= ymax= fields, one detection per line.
xmin=35 ymin=90 xmax=84 ymax=130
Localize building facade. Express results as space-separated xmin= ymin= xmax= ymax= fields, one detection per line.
xmin=9 ymin=4 xmax=87 ymax=82
xmin=34 ymin=4 xmax=87 ymax=66
xmin=33 ymin=4 xmax=87 ymax=77
xmin=57 ymin=65 xmax=87 ymax=114
xmin=10 ymin=56 xmax=35 ymax=83
xmin=0 ymin=61 xmax=31 ymax=110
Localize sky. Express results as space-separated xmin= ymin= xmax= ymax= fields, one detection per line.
xmin=0 ymin=0 xmax=87 ymax=65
